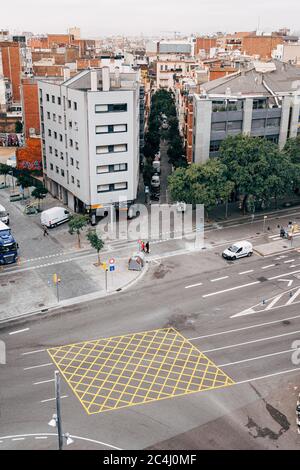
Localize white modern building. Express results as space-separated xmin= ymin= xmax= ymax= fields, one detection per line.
xmin=38 ymin=67 xmax=140 ymax=215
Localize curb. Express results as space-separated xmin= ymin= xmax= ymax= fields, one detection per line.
xmin=0 ymin=263 xmax=150 ymax=327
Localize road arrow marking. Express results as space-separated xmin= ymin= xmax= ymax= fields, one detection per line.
xmin=278 ymin=279 xmax=294 ymax=287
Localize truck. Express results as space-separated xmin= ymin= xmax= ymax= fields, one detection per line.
xmin=0 ymin=221 xmax=18 ymax=265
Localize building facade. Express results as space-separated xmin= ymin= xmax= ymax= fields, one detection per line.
xmin=193 ymin=61 xmax=300 ymax=164
xmin=38 ymin=67 xmax=140 ymax=214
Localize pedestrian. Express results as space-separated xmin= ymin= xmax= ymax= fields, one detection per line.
xmin=145 ymin=241 xmax=150 ymax=254
xmin=43 ymin=225 xmax=49 ymax=237
xmin=141 ymin=241 xmax=145 ymax=252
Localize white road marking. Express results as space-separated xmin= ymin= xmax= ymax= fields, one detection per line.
xmin=218 ymin=348 xmax=295 ymax=367
xmin=210 ymin=276 xmax=229 ymax=282
xmin=239 ymin=270 xmax=254 ymax=275
xmin=185 ymin=282 xmax=203 ymax=289
xmin=0 ymin=433 xmax=122 ymax=450
xmin=202 ymin=329 xmax=300 ymax=353
xmin=268 ymin=269 xmax=300 ymax=280
xmin=190 ymin=313 xmax=300 ymax=341
xmin=261 ymin=264 xmax=275 ymax=270
xmin=202 ymin=281 xmax=260 ymax=298
xmin=35 ymin=437 xmax=48 ymax=440
xmin=22 ymin=349 xmax=46 ymax=356
xmin=286 ymin=287 xmax=300 ymax=305
xmin=290 ymin=264 xmax=300 ymax=268
xmin=9 ymin=328 xmax=29 ymax=335
xmin=265 ymin=294 xmax=284 ymax=310
xmin=278 ymin=279 xmax=293 ymax=287
xmin=24 ymin=363 xmax=53 ymax=371
xmin=234 ymin=367 xmax=300 ymax=386
xmin=284 ymin=259 xmax=295 ymax=264
xmin=12 ymin=438 xmax=25 ymax=441
xmin=41 ymin=395 xmax=68 ymax=403
xmin=34 ymin=379 xmax=55 ymax=385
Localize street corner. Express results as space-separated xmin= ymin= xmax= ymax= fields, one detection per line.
xmin=47 ymin=327 xmax=235 ymax=416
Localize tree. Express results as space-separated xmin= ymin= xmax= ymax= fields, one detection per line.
xmin=143 ymin=158 xmax=154 ymax=186
xmin=31 ymin=185 xmax=48 ymax=210
xmin=17 ymin=173 xmax=32 ymax=199
xmin=0 ymin=164 xmax=11 ymax=187
xmin=68 ymin=214 xmax=89 ymax=248
xmin=219 ymin=135 xmax=294 ymax=213
xmin=283 ymin=136 xmax=300 ymax=164
xmin=87 ymin=230 xmax=104 ymax=265
xmin=168 ymin=159 xmax=233 ymax=219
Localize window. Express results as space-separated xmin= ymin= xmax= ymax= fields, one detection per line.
xmin=74 ymin=121 xmax=78 ymax=131
xmin=73 ymin=102 xmax=77 ymax=110
xmin=55 ymin=149 xmax=58 ymax=157
xmin=70 ymin=157 xmax=74 ymax=166
xmin=60 ymin=152 xmax=64 ymax=160
xmin=96 ymin=163 xmax=128 ymax=174
xmin=68 ymin=100 xmax=71 ymax=109
xmin=56 ymin=166 xmax=59 ymax=173
xmin=266 ymin=118 xmax=281 ymax=127
xmin=97 ymin=182 xmax=128 ymax=192
xmin=53 ymin=113 xmax=56 ymax=122
xmin=96 ymin=144 xmax=127 ymax=154
xmin=52 ymin=95 xmax=55 ymax=103
xmin=48 ymin=129 xmax=52 ymax=137
xmin=49 ymin=146 xmax=53 ymax=154
xmin=69 ymin=139 xmax=73 ymax=147
xmin=113 ymin=163 xmax=127 ymax=172
xmin=59 ymin=134 xmax=63 ymax=142
xmin=114 ymin=144 xmax=127 ymax=152
xmin=50 ymin=163 xmax=53 ymax=170
xmin=58 ymin=115 xmax=62 ymax=124
xmin=77 ymin=179 xmax=80 ymax=188
xmin=71 ymin=176 xmax=75 ymax=183
xmin=76 ymin=161 xmax=79 ymax=169
xmin=251 ymin=119 xmax=265 ymax=130
xmin=95 ymin=124 xmax=127 ymax=134
xmin=58 ymin=97 xmax=61 ymax=105
xmin=75 ymin=142 xmax=79 ymax=150
xmin=95 ymin=103 xmax=127 ymax=113
xmin=69 ymin=121 xmax=72 ymax=129
xmin=54 ymin=131 xmax=57 ymax=139
xmin=114 ymin=182 xmax=127 ymax=190
xmin=61 ymin=169 xmax=65 ymax=177
xmin=211 ymin=122 xmax=226 ymax=132
xmin=227 ymin=121 xmax=242 ymax=131
xmin=96 ymin=165 xmax=109 ymax=174
xmin=97 ymin=184 xmax=110 ymax=193
xmin=46 ymin=94 xmax=49 ymax=102
xmin=47 ymin=111 xmax=50 ymax=119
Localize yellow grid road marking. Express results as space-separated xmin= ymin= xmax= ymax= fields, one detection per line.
xmin=47 ymin=328 xmax=234 ymax=415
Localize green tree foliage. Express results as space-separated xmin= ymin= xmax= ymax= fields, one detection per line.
xmin=283 ymin=135 xmax=300 ymax=164
xmin=31 ymin=186 xmax=48 ymax=210
xmin=68 ymin=214 xmax=89 ymax=248
xmin=0 ymin=163 xmax=11 ymax=187
xmin=168 ymin=159 xmax=233 ymax=217
xmin=87 ymin=229 xmax=104 ymax=265
xmin=219 ymin=135 xmax=294 ymax=212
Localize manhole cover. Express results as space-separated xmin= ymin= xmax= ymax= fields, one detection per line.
xmin=257 ymin=277 xmax=268 ymax=282
xmin=282 ymin=320 xmax=290 ymax=326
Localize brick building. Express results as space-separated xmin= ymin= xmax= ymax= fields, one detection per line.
xmin=0 ymin=41 xmax=22 ymax=102
xmin=21 ymin=77 xmax=40 ymax=137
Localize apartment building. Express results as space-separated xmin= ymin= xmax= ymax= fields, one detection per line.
xmin=193 ymin=60 xmax=300 ymax=164
xmin=38 ymin=67 xmax=140 ymax=215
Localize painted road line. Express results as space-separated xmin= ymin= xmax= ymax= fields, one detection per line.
xmin=265 ymin=294 xmax=283 ymax=310
xmin=202 ymin=329 xmax=300 ymax=353
xmin=9 ymin=328 xmax=29 ymax=335
xmin=210 ymin=276 xmax=229 ymax=282
xmin=24 ymin=363 xmax=53 ymax=371
xmin=262 ymin=264 xmax=275 ymax=270
xmin=0 ymin=434 xmax=122 ymax=450
xmin=284 ymin=259 xmax=295 ymax=264
xmin=218 ymin=348 xmax=295 ymax=368
xmin=12 ymin=438 xmax=25 ymax=441
xmin=202 ymin=281 xmax=260 ymax=298
xmin=268 ymin=269 xmax=300 ymax=281
xmin=22 ymin=349 xmax=46 ymax=356
xmin=286 ymin=287 xmax=300 ymax=306
xmin=189 ymin=314 xmax=300 ymax=341
xmin=35 ymin=437 xmax=48 ymax=440
xmin=34 ymin=379 xmax=55 ymax=385
xmin=239 ymin=270 xmax=254 ymax=275
xmin=234 ymin=367 xmax=300 ymax=386
xmin=290 ymin=264 xmax=300 ymax=268
xmin=185 ymin=282 xmax=203 ymax=289
xmin=41 ymin=395 xmax=68 ymax=403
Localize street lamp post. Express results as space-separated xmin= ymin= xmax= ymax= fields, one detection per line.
xmin=263 ymin=216 xmax=267 ymax=233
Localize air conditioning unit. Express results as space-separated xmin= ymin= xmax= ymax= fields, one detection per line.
xmin=29 ymin=127 xmax=35 ymax=136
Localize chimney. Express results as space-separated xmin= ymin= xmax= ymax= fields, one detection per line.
xmin=115 ymin=66 xmax=120 ymax=88
xmin=90 ymin=69 xmax=97 ymax=91
xmin=102 ymin=66 xmax=110 ymax=91
xmin=63 ymin=67 xmax=71 ymax=81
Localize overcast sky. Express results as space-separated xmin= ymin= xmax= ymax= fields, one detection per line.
xmin=2 ymin=0 xmax=300 ymax=37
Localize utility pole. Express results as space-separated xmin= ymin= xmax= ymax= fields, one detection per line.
xmin=55 ymin=371 xmax=63 ymax=451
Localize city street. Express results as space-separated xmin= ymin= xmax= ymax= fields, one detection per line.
xmin=1 ymin=242 xmax=300 ymax=449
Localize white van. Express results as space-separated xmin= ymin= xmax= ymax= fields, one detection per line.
xmin=41 ymin=207 xmax=70 ymax=228
xmin=222 ymin=241 xmax=253 ymax=260
xmin=0 ymin=204 xmax=9 ymax=225
xmin=152 ymin=161 xmax=161 ymax=173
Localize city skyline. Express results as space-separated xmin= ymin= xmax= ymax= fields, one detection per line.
xmin=1 ymin=0 xmax=300 ymax=37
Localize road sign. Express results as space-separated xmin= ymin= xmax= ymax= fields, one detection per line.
xmin=109 ymin=258 xmax=115 ymax=265
xmin=101 ymin=262 xmax=107 ymax=271
xmin=110 ymin=265 xmax=115 ymax=272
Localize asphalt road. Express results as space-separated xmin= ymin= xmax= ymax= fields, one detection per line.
xmin=1 ymin=247 xmax=300 ymax=450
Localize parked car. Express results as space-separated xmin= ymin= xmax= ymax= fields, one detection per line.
xmin=222 ymin=241 xmax=253 ymax=260
xmin=41 ymin=207 xmax=70 ymax=228
xmin=176 ymin=202 xmax=186 ymax=213
xmin=151 ymin=175 xmax=160 ymax=188
xmin=0 ymin=204 xmax=9 ymax=225
xmin=152 ymin=160 xmax=161 ymax=173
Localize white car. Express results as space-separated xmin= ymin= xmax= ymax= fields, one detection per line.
xmin=0 ymin=204 xmax=9 ymax=225
xmin=151 ymin=175 xmax=160 ymax=188
xmin=222 ymin=241 xmax=253 ymax=260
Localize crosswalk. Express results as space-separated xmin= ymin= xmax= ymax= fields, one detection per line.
xmin=269 ymin=232 xmax=300 ymax=242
